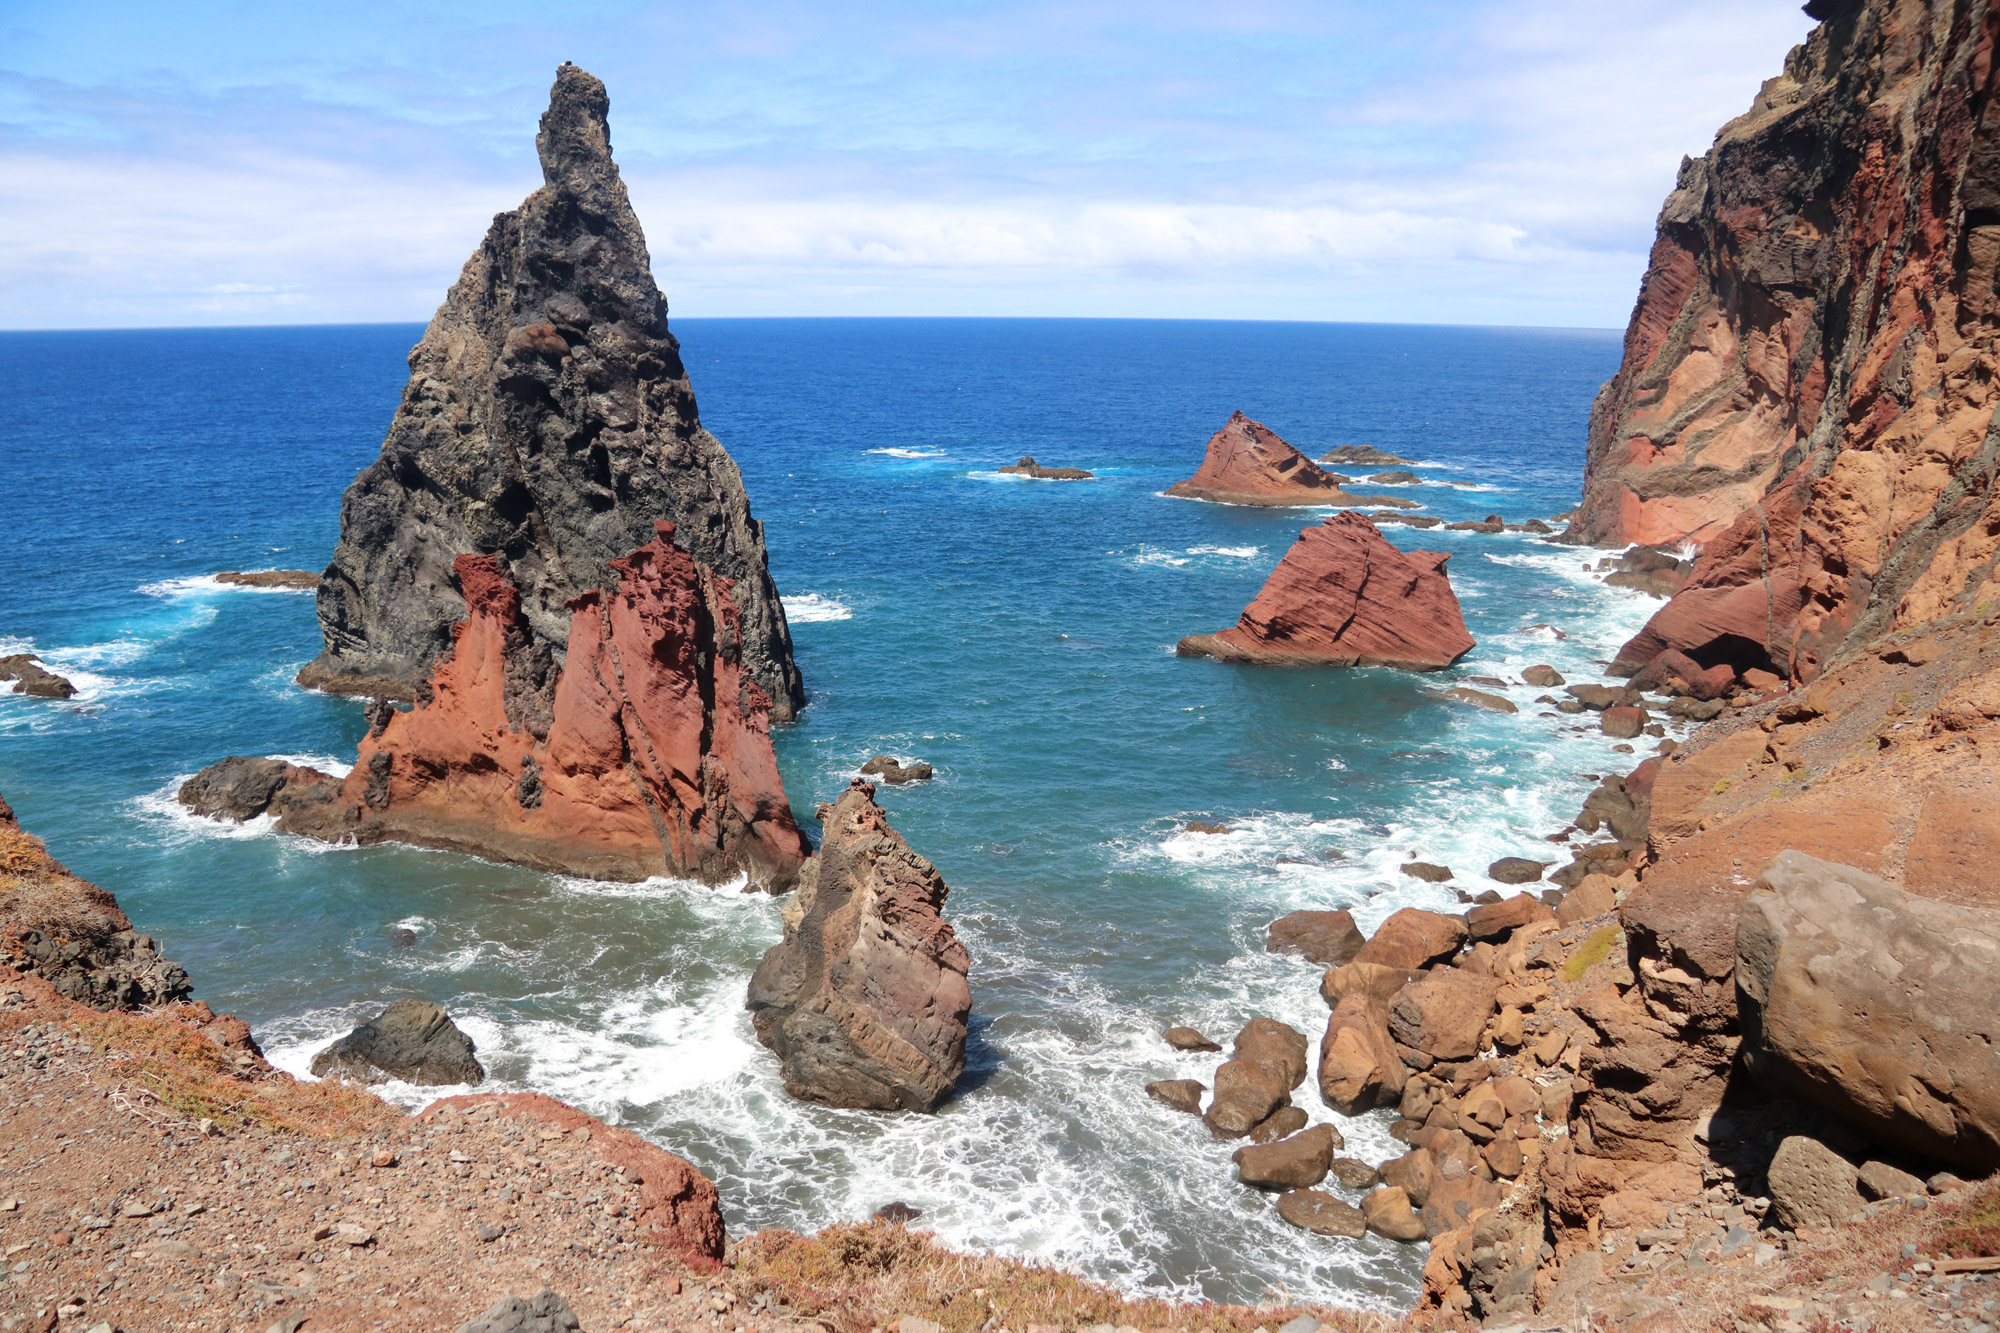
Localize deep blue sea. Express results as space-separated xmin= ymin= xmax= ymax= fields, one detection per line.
xmin=0 ymin=318 xmax=1662 ymax=1311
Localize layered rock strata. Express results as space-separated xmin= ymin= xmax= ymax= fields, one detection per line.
xmin=1573 ymin=1 xmax=2000 ymax=684
xmin=187 ymin=524 xmax=811 ymax=889
xmin=300 ymin=63 xmax=802 ymax=722
xmin=746 ymin=780 xmax=971 ymax=1111
xmin=1176 ymin=512 xmax=1474 ymax=669
xmin=1166 ymin=412 xmax=1417 ymax=508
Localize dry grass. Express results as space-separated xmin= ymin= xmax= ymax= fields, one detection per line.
xmin=61 ymin=1005 xmax=402 ymax=1138
xmin=0 ymin=827 xmax=54 ymax=877
xmin=1925 ymin=1179 xmax=2000 ymax=1259
xmin=730 ymin=1222 xmax=1399 ymax=1333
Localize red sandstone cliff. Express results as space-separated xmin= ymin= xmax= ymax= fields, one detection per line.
xmin=1166 ymin=412 xmax=1413 ymax=508
xmin=222 ymin=522 xmax=809 ymax=889
xmin=1175 ymin=511 xmax=1475 ymax=669
xmin=1574 ymin=0 xmax=2000 ymax=683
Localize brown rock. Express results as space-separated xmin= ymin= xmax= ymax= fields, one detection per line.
xmin=1361 ymin=1185 xmax=1428 ymax=1241
xmin=1399 ymin=862 xmax=1456 ymax=883
xmin=1482 ymin=1136 xmax=1525 ymax=1179
xmin=1521 ymin=665 xmax=1565 ymax=688
xmin=1354 ymin=908 xmax=1467 ymax=969
xmin=1489 ymin=1006 xmax=1524 ymax=1049
xmin=1265 ymin=909 xmax=1366 ymax=965
xmin=1317 ymin=993 xmax=1408 ymax=1114
xmin=1420 ymin=1162 xmax=1503 ymax=1238
xmin=859 ymin=755 xmax=934 ymax=785
xmin=1145 ymin=1079 xmax=1205 ymax=1115
xmin=1444 ymin=687 xmax=1518 ymax=713
xmin=215 ymin=569 xmax=317 ymax=589
xmin=1275 ymin=1188 xmax=1367 ymax=1237
xmin=1163 ymin=1025 xmax=1221 ymax=1052
xmin=0 ymin=654 xmax=77 ymax=700
xmin=1203 ymin=1059 xmax=1293 ymax=1139
xmin=1232 ymin=1123 xmax=1340 ymax=1189
xmin=1738 ymin=851 xmax=2000 ymax=1169
xmin=1857 ymin=1160 xmax=1927 ymax=1200
xmin=1321 ymin=960 xmax=1423 ymax=1007
xmin=1556 ymin=874 xmax=1618 ymax=925
xmin=1389 ymin=970 xmax=1500 ymax=1062
xmin=746 ymin=781 xmax=971 ymax=1111
xmin=1766 ymin=1135 xmax=1864 ymax=1232
xmin=1486 ymin=857 xmax=1547 ymax=885
xmin=996 ymin=456 xmax=1092 ymax=480
xmin=1327 ymin=1157 xmax=1380 ymax=1190
xmin=1176 ymin=511 xmax=1473 ymax=670
xmin=1248 ymin=1106 xmax=1311 ymax=1143
xmin=1600 ymin=706 xmax=1647 ymax=739
xmin=1166 ymin=412 xmax=1409 ymax=508
xmin=1464 ymin=893 xmax=1555 ymax=942
xmin=1232 ymin=1017 xmax=1310 ymax=1090
xmin=1379 ymin=1147 xmax=1437 ymax=1207
xmin=1454 ymin=1082 xmax=1506 ymax=1140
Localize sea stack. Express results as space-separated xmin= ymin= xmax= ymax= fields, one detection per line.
xmin=298 ymin=63 xmax=803 ymax=723
xmin=188 ymin=527 xmax=811 ymax=889
xmin=1166 ymin=412 xmax=1414 ymax=508
xmin=1177 ymin=511 xmax=1474 ymax=669
xmin=746 ymin=780 xmax=971 ymax=1112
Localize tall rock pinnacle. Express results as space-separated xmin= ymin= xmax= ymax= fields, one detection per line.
xmin=301 ymin=62 xmax=804 ymax=723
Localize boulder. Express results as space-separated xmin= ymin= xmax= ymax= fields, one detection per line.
xmin=1361 ymin=1186 xmax=1427 ymax=1241
xmin=996 ymin=456 xmax=1093 ymax=480
xmin=1556 ymin=874 xmax=1619 ymax=925
xmin=1177 ymin=511 xmax=1472 ymax=669
xmin=1167 ymin=413 xmax=1408 ymax=508
xmin=0 ymin=654 xmax=76 ymax=700
xmin=1521 ymin=665 xmax=1565 ymax=688
xmin=1600 ymin=706 xmax=1647 ymax=739
xmin=1275 ymin=1189 xmax=1367 ymax=1237
xmin=860 ymin=756 xmax=934 ymax=785
xmin=178 ymin=756 xmax=316 ymax=822
xmin=1399 ymin=862 xmax=1456 ymax=883
xmin=1486 ymin=858 xmax=1547 ymax=885
xmin=1321 ymin=961 xmax=1423 ymax=1007
xmin=1146 ymin=1079 xmax=1205 ymax=1115
xmin=1443 ymin=687 xmax=1518 ymax=713
xmin=1317 ymin=993 xmax=1407 ymax=1114
xmin=1163 ymin=1026 xmax=1221 ymax=1052
xmin=1464 ymin=893 xmax=1555 ymax=942
xmin=455 ymin=1290 xmax=582 ymax=1333
xmin=746 ymin=781 xmax=971 ymax=1112
xmin=1565 ymin=684 xmax=1633 ymax=711
xmin=1389 ymin=971 xmax=1500 ymax=1062
xmin=1249 ymin=1106 xmax=1311 ymax=1143
xmin=1320 ymin=444 xmax=1413 ymax=467
xmin=1353 ymin=908 xmax=1467 ymax=969
xmin=1328 ymin=1157 xmax=1381 ymax=1189
xmin=1856 ymin=1160 xmax=1927 ymax=1201
xmin=1203 ymin=1059 xmax=1294 ymax=1139
xmin=1766 ymin=1136 xmax=1864 ymax=1231
xmin=1420 ymin=1160 xmax=1503 ymax=1237
xmin=1233 ymin=1124 xmax=1341 ymax=1189
xmin=1232 ymin=1017 xmax=1310 ymax=1090
xmin=1738 ymin=851 xmax=2000 ymax=1169
xmin=215 ymin=569 xmax=317 ymax=590
xmin=1379 ymin=1147 xmax=1436 ymax=1206
xmin=298 ymin=67 xmax=800 ymax=721
xmin=310 ymin=1000 xmax=486 ymax=1086
xmin=1265 ymin=909 xmax=1365 ymax=965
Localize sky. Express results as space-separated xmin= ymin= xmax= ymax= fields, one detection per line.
xmin=0 ymin=1 xmax=1817 ymax=330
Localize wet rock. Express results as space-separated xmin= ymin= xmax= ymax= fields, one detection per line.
xmin=1521 ymin=665 xmax=1565 ymax=688
xmin=1233 ymin=1124 xmax=1341 ymax=1189
xmin=1203 ymin=1059 xmax=1294 ymax=1139
xmin=310 ymin=999 xmax=486 ymax=1086
xmin=1354 ymin=907 xmax=1466 ymax=969
xmin=1600 ymin=705 xmax=1647 ymax=739
xmin=1163 ymin=1026 xmax=1221 ymax=1052
xmin=997 ymin=456 xmax=1093 ymax=480
xmin=1232 ymin=1018 xmax=1310 ymax=1090
xmin=1486 ymin=857 xmax=1547 ymax=884
xmin=455 ymin=1290 xmax=583 ymax=1333
xmin=1389 ymin=971 xmax=1499 ymax=1062
xmin=1368 ymin=470 xmax=1422 ymax=485
xmin=1184 ymin=820 xmax=1231 ymax=835
xmin=1399 ymin=862 xmax=1455 ymax=883
xmin=1145 ymin=1079 xmax=1205 ymax=1115
xmin=1177 ymin=511 xmax=1470 ymax=668
xmin=1249 ymin=1106 xmax=1311 ymax=1143
xmin=1565 ymin=683 xmax=1635 ymax=711
xmin=1275 ymin=1188 xmax=1367 ymax=1237
xmin=860 ymin=755 xmax=934 ymax=785
xmin=1327 ymin=1157 xmax=1380 ymax=1190
xmin=1168 ymin=413 xmax=1406 ymax=508
xmin=748 ymin=781 xmax=971 ymax=1111
xmin=1320 ymin=444 xmax=1412 ymax=467
xmin=1265 ymin=909 xmax=1365 ymax=966
xmin=0 ymin=654 xmax=76 ymax=700
xmin=874 ymin=1202 xmax=924 ymax=1224
xmin=215 ymin=569 xmax=317 ymax=590
xmin=1443 ymin=687 xmax=1517 ymax=713
xmin=1318 ymin=993 xmax=1406 ymax=1114
xmin=1361 ymin=1185 xmax=1427 ymax=1241
xmin=177 ymin=756 xmax=326 ymax=822
xmin=1766 ymin=1135 xmax=1864 ymax=1232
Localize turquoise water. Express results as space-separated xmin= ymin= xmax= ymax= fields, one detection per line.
xmin=0 ymin=318 xmax=1665 ymax=1310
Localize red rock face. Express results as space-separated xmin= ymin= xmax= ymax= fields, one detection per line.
xmin=315 ymin=522 xmax=809 ymax=889
xmin=1176 ymin=511 xmax=1475 ymax=669
xmin=1576 ymin=1 xmax=2000 ymax=682
xmin=1166 ymin=412 xmax=1365 ymax=506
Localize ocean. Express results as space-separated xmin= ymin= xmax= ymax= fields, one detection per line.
xmin=0 ymin=317 xmax=1662 ymax=1310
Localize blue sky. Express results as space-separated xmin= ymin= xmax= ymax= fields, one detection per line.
xmin=0 ymin=1 xmax=1815 ymax=329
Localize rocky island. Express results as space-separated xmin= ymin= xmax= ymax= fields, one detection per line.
xmin=1167 ymin=412 xmax=1419 ymax=508
xmin=1177 ymin=511 xmax=1475 ymax=669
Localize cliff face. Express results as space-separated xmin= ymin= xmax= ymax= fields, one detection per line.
xmin=276 ymin=524 xmax=809 ymax=889
xmin=1575 ymin=0 xmax=2000 ymax=683
xmin=301 ymin=64 xmax=803 ymax=722
xmin=1175 ymin=511 xmax=1475 ymax=670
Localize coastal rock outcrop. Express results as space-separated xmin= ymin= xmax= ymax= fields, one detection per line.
xmin=0 ymin=654 xmax=75 ymax=699
xmin=1572 ymin=3 xmax=2000 ymax=684
xmin=745 ymin=780 xmax=970 ymax=1111
xmin=298 ymin=64 xmax=802 ymax=722
xmin=190 ymin=524 xmax=810 ymax=888
xmin=1175 ymin=512 xmax=1475 ymax=669
xmin=1166 ymin=413 xmax=1416 ymax=508
xmin=310 ymin=999 xmax=487 ymax=1086
xmin=1738 ymin=850 xmax=2000 ymax=1171
xmin=997 ymin=456 xmax=1092 ymax=479
xmin=216 ymin=569 xmax=316 ymax=590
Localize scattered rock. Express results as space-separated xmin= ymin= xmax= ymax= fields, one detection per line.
xmin=874 ymin=1202 xmax=924 ymax=1224
xmin=1556 ymin=875 xmax=1619 ymax=925
xmin=0 ymin=654 xmax=76 ymax=700
xmin=1320 ymin=961 xmax=1422 ymax=1007
xmin=1163 ymin=1026 xmax=1221 ymax=1052
xmin=748 ymin=781 xmax=972 ymax=1112
xmin=310 ymin=1000 xmax=486 ymax=1086
xmin=860 ymin=755 xmax=935 ymax=785
xmin=1232 ymin=1018 xmax=1310 ymax=1090
xmin=1856 ymin=1160 xmax=1927 ymax=1201
xmin=1486 ymin=857 xmax=1547 ymax=885
xmin=1464 ymin=893 xmax=1555 ymax=942
xmin=215 ymin=570 xmax=317 ymax=590
xmin=1600 ymin=705 xmax=1647 ymax=739
xmin=1146 ymin=1079 xmax=1205 ymax=1115
xmin=1399 ymin=862 xmax=1455 ymax=883
xmin=1203 ymin=1058 xmax=1295 ymax=1139
xmin=1275 ymin=1188 xmax=1367 ymax=1237
xmin=1318 ymin=993 xmax=1407 ymax=1114
xmin=1327 ymin=1158 xmax=1380 ymax=1189
xmin=1521 ymin=665 xmax=1565 ymax=688
xmin=1248 ymin=1106 xmax=1311 ymax=1143
xmin=1388 ymin=970 xmax=1499 ymax=1062
xmin=455 ymin=1290 xmax=584 ymax=1333
xmin=1361 ymin=1185 xmax=1427 ymax=1241
xmin=1265 ymin=910 xmax=1365 ymax=965
xmin=1442 ymin=687 xmax=1518 ymax=713
xmin=1353 ymin=908 xmax=1466 ymax=968
xmin=1766 ymin=1135 xmax=1864 ymax=1232
xmin=1233 ymin=1124 xmax=1341 ymax=1189
xmin=1320 ymin=444 xmax=1412 ymax=467
xmin=997 ymin=456 xmax=1093 ymax=479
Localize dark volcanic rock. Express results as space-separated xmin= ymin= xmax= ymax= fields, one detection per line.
xmin=997 ymin=456 xmax=1093 ymax=480
xmin=299 ymin=64 xmax=802 ymax=723
xmin=1486 ymin=857 xmax=1547 ymax=884
xmin=746 ymin=781 xmax=971 ymax=1111
xmin=310 ymin=999 xmax=486 ymax=1086
xmin=860 ymin=755 xmax=934 ymax=785
xmin=1320 ymin=444 xmax=1412 ymax=467
xmin=1164 ymin=1025 xmax=1222 ymax=1052
xmin=178 ymin=756 xmax=329 ymax=822
xmin=0 ymin=654 xmax=76 ymax=700
xmin=455 ymin=1290 xmax=583 ymax=1333
xmin=215 ymin=569 xmax=317 ymax=590
xmin=1146 ymin=1079 xmax=1205 ymax=1114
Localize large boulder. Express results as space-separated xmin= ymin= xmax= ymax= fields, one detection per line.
xmin=1203 ymin=1059 xmax=1294 ymax=1139
xmin=0 ymin=654 xmax=76 ymax=700
xmin=310 ymin=1000 xmax=486 ymax=1086
xmin=1389 ymin=970 xmax=1500 ymax=1062
xmin=1275 ymin=1189 xmax=1367 ymax=1237
xmin=1176 ymin=511 xmax=1474 ymax=670
xmin=1317 ymin=993 xmax=1406 ymax=1114
xmin=1464 ymin=893 xmax=1554 ymax=942
xmin=1232 ymin=1017 xmax=1309 ymax=1090
xmin=1232 ymin=1124 xmax=1340 ymax=1189
xmin=1321 ymin=961 xmax=1422 ymax=1007
xmin=1361 ymin=1186 xmax=1427 ymax=1241
xmin=1738 ymin=851 xmax=2000 ymax=1170
xmin=178 ymin=756 xmax=324 ymax=822
xmin=455 ymin=1291 xmax=582 ymax=1333
xmin=1766 ymin=1135 xmax=1865 ymax=1231
xmin=1353 ymin=908 xmax=1468 ymax=970
xmin=1265 ymin=909 xmax=1365 ymax=965
xmin=746 ymin=781 xmax=972 ymax=1112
